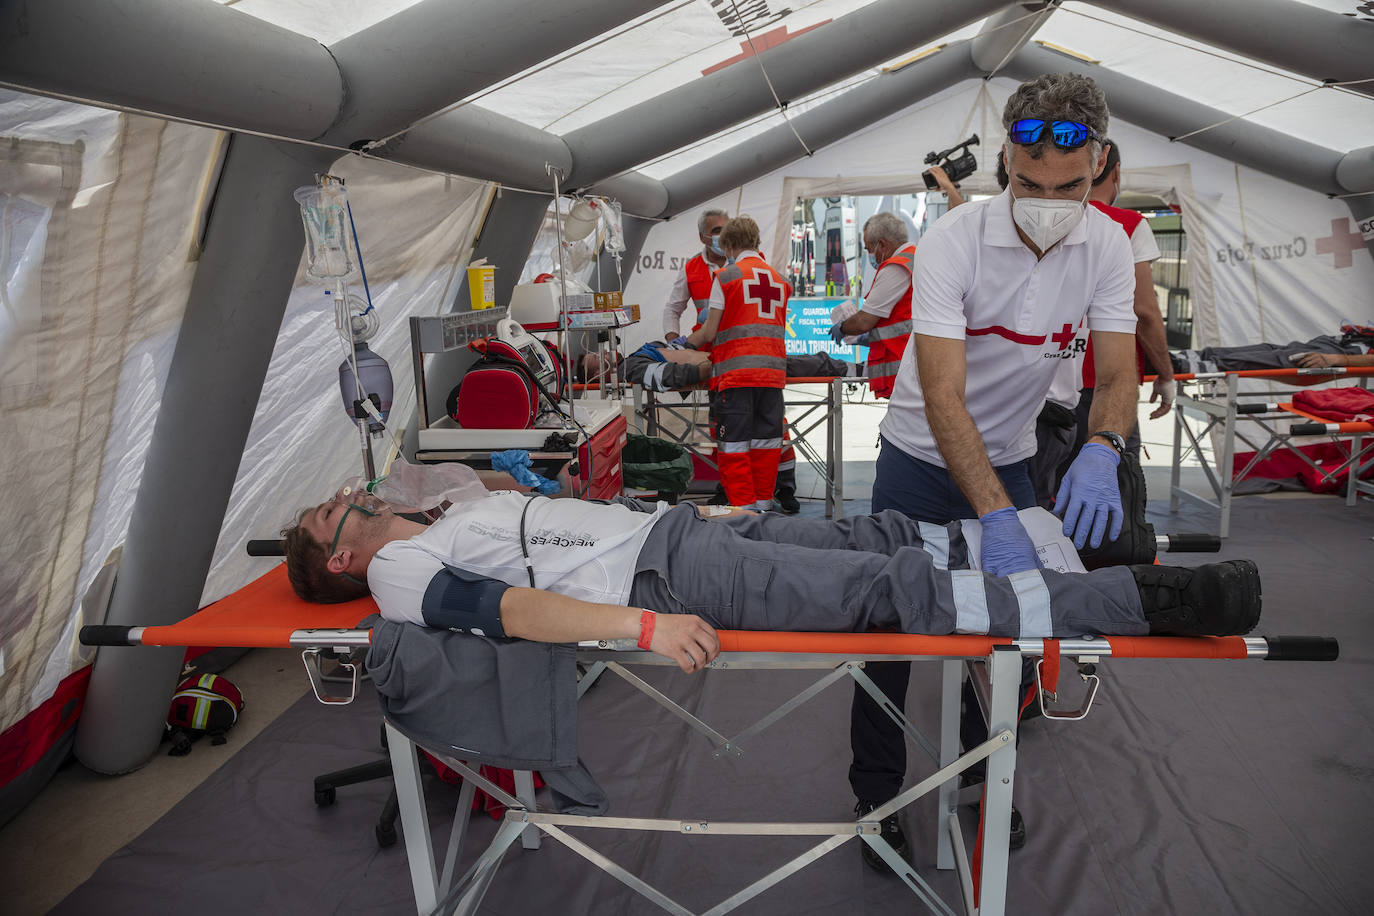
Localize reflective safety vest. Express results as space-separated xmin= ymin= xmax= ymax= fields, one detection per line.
xmin=711 ymin=255 xmax=790 ymax=391
xmin=1081 ymin=202 xmax=1146 ymax=388
xmin=684 ymin=254 xmax=715 ymax=333
xmin=863 ymin=243 xmax=916 ymax=399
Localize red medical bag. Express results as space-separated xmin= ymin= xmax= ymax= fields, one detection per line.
xmin=447 ymin=338 xmax=564 ymax=429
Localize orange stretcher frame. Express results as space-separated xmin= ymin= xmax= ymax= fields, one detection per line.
xmin=78 ymin=563 xmax=1336 ymax=916
xmin=82 ymin=564 xmax=1336 ymax=666
xmin=1149 ymin=365 xmax=1374 ymax=386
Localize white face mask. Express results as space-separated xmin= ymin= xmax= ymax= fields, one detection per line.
xmin=1010 ymin=186 xmax=1090 ymax=252
xmin=1005 ymin=148 xmax=1092 ymax=252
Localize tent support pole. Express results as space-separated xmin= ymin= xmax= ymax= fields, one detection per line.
xmin=73 ymin=135 xmax=336 ymax=774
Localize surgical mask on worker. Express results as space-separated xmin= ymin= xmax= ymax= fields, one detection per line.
xmin=867 ymin=250 xmax=881 ymax=270
xmin=709 ymin=234 xmax=726 ymax=257
xmin=1009 ymin=183 xmax=1090 ymax=253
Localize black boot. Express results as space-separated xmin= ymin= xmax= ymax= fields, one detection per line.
xmin=774 ymin=486 xmax=801 ymax=515
xmin=1079 ymin=449 xmax=1156 ymax=570
xmin=707 ymin=484 xmax=729 ymax=506
xmin=855 ymin=799 xmax=911 ymax=871
xmin=1132 ymin=560 xmax=1261 ymax=636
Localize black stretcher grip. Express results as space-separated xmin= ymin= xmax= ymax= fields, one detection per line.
xmin=247 ymin=539 xmax=286 ymax=557
xmin=1264 ymin=636 xmax=1339 ymax=662
xmin=1161 ymin=533 xmax=1221 ymax=553
xmin=1289 ymin=422 xmax=1327 ymax=436
xmin=79 ymin=625 xmax=138 ymax=647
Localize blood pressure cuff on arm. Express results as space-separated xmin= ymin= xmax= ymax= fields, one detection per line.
xmin=420 ymin=564 xmax=511 ymax=638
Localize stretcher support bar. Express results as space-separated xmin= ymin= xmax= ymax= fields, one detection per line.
xmin=1157 ymin=533 xmax=1221 ymax=552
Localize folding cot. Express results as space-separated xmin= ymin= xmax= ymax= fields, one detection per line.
xmin=634 ymin=376 xmax=861 ymax=518
xmin=1168 ymin=366 xmax=1374 ymax=537
xmin=80 ymin=563 xmax=1338 ymax=916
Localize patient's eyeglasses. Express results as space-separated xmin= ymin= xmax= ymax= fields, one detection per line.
xmin=1008 ymin=118 xmax=1099 ymax=150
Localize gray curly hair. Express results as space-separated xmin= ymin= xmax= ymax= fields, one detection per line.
xmin=697 ymin=208 xmax=729 ymax=237
xmin=863 ymin=212 xmax=908 ymax=246
xmin=1002 ymin=73 xmax=1108 ymax=163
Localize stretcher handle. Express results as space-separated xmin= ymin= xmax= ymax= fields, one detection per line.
xmin=1264 ymin=636 xmax=1339 ymax=662
xmin=246 ymin=539 xmax=286 ymax=557
xmin=80 ymin=625 xmax=136 ymax=646
xmin=1289 ymin=422 xmax=1328 ymax=436
xmin=1159 ymin=533 xmax=1221 ymax=553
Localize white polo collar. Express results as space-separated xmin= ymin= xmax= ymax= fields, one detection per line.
xmin=985 ymin=188 xmax=1092 ymax=252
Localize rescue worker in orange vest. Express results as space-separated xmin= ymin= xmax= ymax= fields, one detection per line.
xmin=686 ymin=216 xmax=791 ymax=510
xmin=829 ymin=212 xmax=915 ymax=398
xmin=662 ymin=209 xmax=730 ymax=345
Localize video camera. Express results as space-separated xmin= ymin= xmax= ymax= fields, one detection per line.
xmin=922 ymin=134 xmax=979 ymax=191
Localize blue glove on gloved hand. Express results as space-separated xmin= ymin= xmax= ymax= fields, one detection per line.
xmin=667 ymin=335 xmax=689 ymax=349
xmin=853 ymin=331 xmax=871 ymax=347
xmin=978 ymin=507 xmax=1042 ymax=577
xmin=828 ymin=321 xmax=848 ymax=344
xmin=1053 ymin=442 xmax=1122 ymax=549
xmin=634 ymin=342 xmax=667 ymax=363
xmin=490 ymin=450 xmax=562 ymax=496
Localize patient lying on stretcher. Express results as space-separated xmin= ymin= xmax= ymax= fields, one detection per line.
xmin=281 ymin=476 xmax=1261 ymax=674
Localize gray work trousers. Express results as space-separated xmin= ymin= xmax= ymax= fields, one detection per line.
xmin=628 ymin=506 xmax=1147 ymax=638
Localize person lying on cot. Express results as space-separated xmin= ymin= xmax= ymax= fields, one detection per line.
xmin=281 ymin=482 xmax=1261 ymax=674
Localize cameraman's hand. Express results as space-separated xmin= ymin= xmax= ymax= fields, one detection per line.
xmin=929 ymin=166 xmax=966 ymax=208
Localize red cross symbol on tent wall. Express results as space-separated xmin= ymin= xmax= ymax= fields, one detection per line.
xmin=744 ymin=272 xmax=786 ymax=319
xmin=1314 ymin=218 xmax=1365 ymax=269
xmin=1051 ymin=323 xmax=1077 ymax=351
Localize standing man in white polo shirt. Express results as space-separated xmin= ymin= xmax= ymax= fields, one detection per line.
xmin=847 ymin=73 xmax=1139 ymax=869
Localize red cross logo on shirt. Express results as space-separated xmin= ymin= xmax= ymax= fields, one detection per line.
xmin=1314 ymin=218 xmax=1365 ymax=269
xmin=1051 ymin=323 xmax=1077 ymax=351
xmin=744 ymin=272 xmax=786 ymax=319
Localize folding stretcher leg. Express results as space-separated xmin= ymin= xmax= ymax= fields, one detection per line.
xmin=387 ymin=720 xmax=442 ymax=915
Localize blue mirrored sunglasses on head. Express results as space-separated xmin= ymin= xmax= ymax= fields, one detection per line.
xmin=1008 ymin=118 xmax=1099 ymax=150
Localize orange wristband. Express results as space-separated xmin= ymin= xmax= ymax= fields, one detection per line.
xmin=637 ymin=610 xmax=656 ymax=650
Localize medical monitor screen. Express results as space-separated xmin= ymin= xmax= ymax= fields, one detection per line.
xmin=518 ymin=341 xmax=555 ymax=385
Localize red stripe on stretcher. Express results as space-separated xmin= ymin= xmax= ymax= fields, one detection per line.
xmin=1100 ymin=636 xmax=1248 ymax=659
xmin=966 ymin=325 xmax=1047 ymax=346
xmin=717 ymin=631 xmax=1011 ymax=655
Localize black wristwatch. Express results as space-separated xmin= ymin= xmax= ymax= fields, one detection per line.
xmin=1092 ymin=430 xmax=1126 ymax=455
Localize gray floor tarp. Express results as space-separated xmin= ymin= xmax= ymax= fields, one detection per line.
xmin=54 ymin=494 xmax=1374 ymax=915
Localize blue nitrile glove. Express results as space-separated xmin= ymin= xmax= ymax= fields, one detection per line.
xmin=854 ymin=331 xmax=871 ymax=347
xmin=978 ymin=507 xmax=1042 ymax=577
xmin=634 ymin=342 xmax=667 ymax=363
xmin=829 ymin=321 xmax=848 ymax=344
xmin=1053 ymin=442 xmax=1123 ymax=550
xmin=490 ymin=450 xmax=562 ymax=495
xmin=667 ymin=335 xmax=689 ymax=349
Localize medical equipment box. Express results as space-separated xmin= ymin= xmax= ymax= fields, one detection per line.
xmin=509 ymin=283 xmax=596 ymax=325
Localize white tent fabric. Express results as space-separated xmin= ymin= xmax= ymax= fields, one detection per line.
xmin=0 ymin=91 xmax=492 ymax=740
xmin=1 ymin=95 xmax=215 ymax=729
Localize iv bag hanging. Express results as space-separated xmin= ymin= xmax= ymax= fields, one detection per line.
xmin=294 ymin=182 xmax=357 ymax=279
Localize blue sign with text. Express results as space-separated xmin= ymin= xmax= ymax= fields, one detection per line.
xmin=786 ymin=296 xmax=867 ymax=363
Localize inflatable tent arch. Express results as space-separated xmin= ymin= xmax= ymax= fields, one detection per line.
xmin=0 ymin=0 xmax=1370 ymax=823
